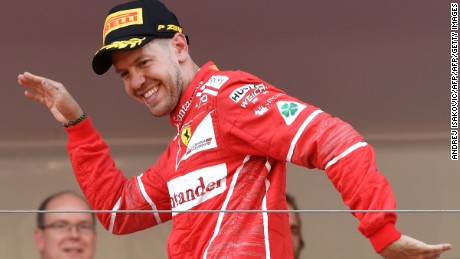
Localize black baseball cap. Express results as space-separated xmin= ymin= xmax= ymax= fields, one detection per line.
xmin=92 ymin=0 xmax=185 ymax=75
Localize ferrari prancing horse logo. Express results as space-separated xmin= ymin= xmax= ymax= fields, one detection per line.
xmin=181 ymin=126 xmax=192 ymax=146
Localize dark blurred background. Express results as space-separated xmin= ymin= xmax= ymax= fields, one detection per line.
xmin=1 ymin=0 xmax=450 ymax=142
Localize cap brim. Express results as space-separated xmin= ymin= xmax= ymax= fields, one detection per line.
xmin=92 ymin=36 xmax=154 ymax=75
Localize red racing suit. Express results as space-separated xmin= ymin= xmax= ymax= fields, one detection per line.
xmin=66 ymin=61 xmax=401 ymax=258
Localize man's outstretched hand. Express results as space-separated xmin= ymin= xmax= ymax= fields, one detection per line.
xmin=380 ymin=235 xmax=452 ymax=259
xmin=18 ymin=72 xmax=84 ymax=124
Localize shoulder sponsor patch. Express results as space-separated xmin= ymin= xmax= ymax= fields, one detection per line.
xmin=229 ymin=84 xmax=268 ymax=108
xmin=204 ymin=75 xmax=229 ymax=89
xmin=276 ymin=101 xmax=306 ymax=125
xmin=229 ymin=84 xmax=256 ymax=103
xmin=254 ymin=93 xmax=284 ymax=116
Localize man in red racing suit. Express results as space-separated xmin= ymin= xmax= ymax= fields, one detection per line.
xmin=66 ymin=61 xmax=398 ymax=258
xmin=18 ymin=0 xmax=451 ymax=258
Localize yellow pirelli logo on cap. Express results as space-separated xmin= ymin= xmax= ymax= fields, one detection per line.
xmin=103 ymin=8 xmax=143 ymax=42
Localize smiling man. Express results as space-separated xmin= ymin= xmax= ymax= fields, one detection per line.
xmin=19 ymin=0 xmax=452 ymax=258
xmin=34 ymin=191 xmax=97 ymax=259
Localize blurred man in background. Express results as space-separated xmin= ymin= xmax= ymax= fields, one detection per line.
xmin=34 ymin=190 xmax=97 ymax=259
xmin=286 ymin=193 xmax=305 ymax=259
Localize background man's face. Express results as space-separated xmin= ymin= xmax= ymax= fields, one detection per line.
xmin=35 ymin=193 xmax=96 ymax=259
xmin=288 ymin=202 xmax=302 ymax=258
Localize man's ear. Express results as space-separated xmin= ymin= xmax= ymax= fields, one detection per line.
xmin=171 ymin=33 xmax=189 ymax=63
xmin=34 ymin=228 xmax=45 ymax=253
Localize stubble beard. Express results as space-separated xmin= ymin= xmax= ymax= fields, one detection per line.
xmin=150 ymin=62 xmax=184 ymax=118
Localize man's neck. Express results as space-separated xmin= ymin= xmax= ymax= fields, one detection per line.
xmin=181 ymin=60 xmax=200 ymax=92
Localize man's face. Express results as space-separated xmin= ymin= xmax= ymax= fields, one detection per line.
xmin=112 ymin=38 xmax=184 ymax=117
xmin=34 ymin=194 xmax=96 ymax=259
xmin=287 ymin=202 xmax=303 ymax=259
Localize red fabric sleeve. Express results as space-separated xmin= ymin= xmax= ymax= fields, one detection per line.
xmin=214 ymin=71 xmax=401 ymax=252
xmin=65 ymin=117 xmax=172 ymax=234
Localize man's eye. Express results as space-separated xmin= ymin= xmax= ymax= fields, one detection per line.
xmin=54 ymin=223 xmax=68 ymax=229
xmin=139 ymin=59 xmax=151 ymax=67
xmin=79 ymin=224 xmax=94 ymax=230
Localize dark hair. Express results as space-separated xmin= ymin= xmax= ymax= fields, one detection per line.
xmin=37 ymin=190 xmax=96 ymax=229
xmin=286 ymin=193 xmax=305 ymax=249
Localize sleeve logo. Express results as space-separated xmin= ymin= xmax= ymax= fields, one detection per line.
xmin=276 ymin=101 xmax=306 ymax=125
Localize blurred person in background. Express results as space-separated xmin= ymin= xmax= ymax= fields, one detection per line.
xmin=34 ymin=190 xmax=97 ymax=259
xmin=286 ymin=193 xmax=305 ymax=259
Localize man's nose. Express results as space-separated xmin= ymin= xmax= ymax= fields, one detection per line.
xmin=68 ymin=225 xmax=81 ymax=238
xmin=129 ymin=71 xmax=146 ymax=90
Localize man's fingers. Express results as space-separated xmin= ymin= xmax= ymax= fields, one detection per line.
xmin=418 ymin=243 xmax=452 ymax=259
xmin=381 ymin=236 xmax=452 ymax=259
xmin=423 ymin=243 xmax=452 ymax=251
xmin=426 ymin=243 xmax=452 ymax=252
xmin=41 ymin=78 xmax=59 ymax=93
xmin=18 ymin=72 xmax=44 ymax=85
xmin=18 ymin=72 xmax=62 ymax=96
xmin=24 ymin=90 xmax=45 ymax=104
xmin=18 ymin=72 xmax=63 ymax=109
